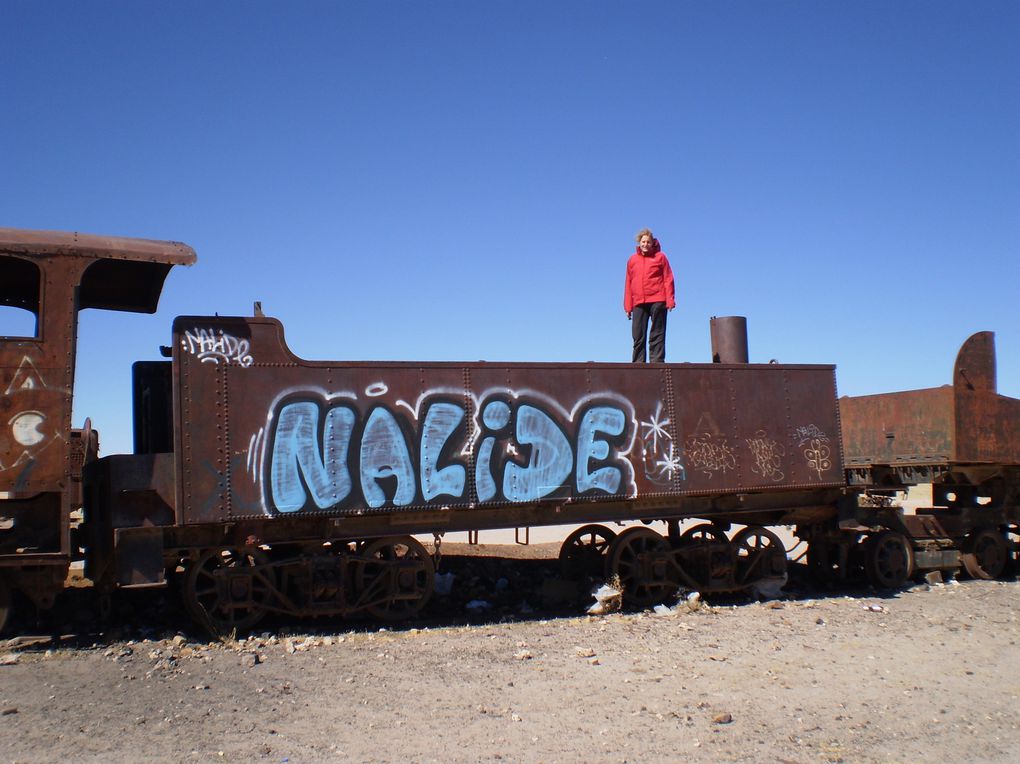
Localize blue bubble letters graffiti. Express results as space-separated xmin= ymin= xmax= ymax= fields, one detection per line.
xmin=265 ymin=392 xmax=635 ymax=514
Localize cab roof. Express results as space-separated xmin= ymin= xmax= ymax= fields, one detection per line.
xmin=0 ymin=227 xmax=196 ymax=314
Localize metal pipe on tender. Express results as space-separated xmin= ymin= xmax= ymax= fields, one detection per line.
xmin=710 ymin=316 xmax=749 ymax=364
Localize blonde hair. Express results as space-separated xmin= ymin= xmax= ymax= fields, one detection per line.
xmin=635 ymin=228 xmax=654 ymax=243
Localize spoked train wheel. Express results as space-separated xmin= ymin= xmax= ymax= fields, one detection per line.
xmin=732 ymin=526 xmax=787 ymax=586
xmin=355 ymin=537 xmax=435 ymax=620
xmin=605 ymin=527 xmax=680 ymax=609
xmin=184 ymin=548 xmax=276 ymax=635
xmin=558 ymin=524 xmax=617 ymax=579
xmin=863 ymin=531 xmax=914 ymax=589
xmin=960 ymin=528 xmax=1009 ymax=580
xmin=679 ymin=523 xmax=729 ymax=545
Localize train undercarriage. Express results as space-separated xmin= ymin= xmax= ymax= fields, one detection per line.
xmin=84 ymin=465 xmax=1020 ymax=636
xmin=142 ymin=491 xmax=1019 ymax=636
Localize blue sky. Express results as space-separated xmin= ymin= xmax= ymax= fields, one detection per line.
xmin=3 ymin=1 xmax=1018 ymax=456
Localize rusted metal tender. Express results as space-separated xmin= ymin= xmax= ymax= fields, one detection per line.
xmin=89 ymin=312 xmax=846 ymax=629
xmin=171 ymin=315 xmax=845 ymax=523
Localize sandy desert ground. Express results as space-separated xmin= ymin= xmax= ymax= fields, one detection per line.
xmin=1 ymin=543 xmax=1019 ymax=764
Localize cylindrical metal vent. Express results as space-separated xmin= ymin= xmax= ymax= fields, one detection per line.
xmin=710 ymin=316 xmax=748 ymax=363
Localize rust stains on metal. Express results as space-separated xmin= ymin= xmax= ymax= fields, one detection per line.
xmin=171 ymin=314 xmax=844 ymax=531
xmin=841 ymin=332 xmax=1020 ymax=468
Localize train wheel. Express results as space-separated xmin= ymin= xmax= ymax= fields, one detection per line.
xmin=184 ymin=548 xmax=275 ymax=635
xmin=0 ymin=575 xmax=11 ymax=634
xmin=559 ymin=524 xmax=617 ymax=579
xmin=355 ymin=537 xmax=435 ymax=620
xmin=863 ymin=531 xmax=914 ymax=589
xmin=680 ymin=523 xmax=729 ymax=545
xmin=960 ymin=529 xmax=1009 ymax=580
xmin=732 ymin=526 xmax=786 ymax=585
xmin=606 ymin=527 xmax=679 ymax=609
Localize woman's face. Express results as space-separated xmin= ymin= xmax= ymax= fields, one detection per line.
xmin=639 ymin=234 xmax=653 ymax=254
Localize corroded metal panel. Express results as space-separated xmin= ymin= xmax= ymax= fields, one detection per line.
xmin=174 ymin=316 xmax=844 ymax=526
xmin=840 ymin=332 xmax=1020 ymax=467
xmin=840 ymin=388 xmax=955 ymax=466
xmin=0 ymin=352 xmax=71 ymax=493
xmin=955 ymin=391 xmax=1020 ymax=464
xmin=671 ymin=367 xmax=738 ymax=492
xmin=0 ymin=253 xmax=82 ymax=495
xmin=2 ymin=229 xmax=196 ymax=496
xmin=674 ymin=366 xmax=843 ymax=491
xmin=952 ymin=332 xmax=1020 ymax=464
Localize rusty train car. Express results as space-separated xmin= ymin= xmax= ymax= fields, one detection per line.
xmin=1 ymin=228 xmax=1018 ymax=634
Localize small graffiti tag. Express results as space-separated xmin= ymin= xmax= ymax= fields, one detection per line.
xmin=795 ymin=424 xmax=832 ymax=480
xmin=182 ymin=328 xmax=254 ymax=367
xmin=745 ymin=430 xmax=785 ymax=482
xmin=684 ymin=432 xmax=736 ymax=478
xmin=1 ymin=356 xmax=62 ymax=478
xmin=794 ymin=424 xmax=826 ymax=446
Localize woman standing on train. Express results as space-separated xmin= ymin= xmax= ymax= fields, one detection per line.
xmin=624 ymin=228 xmax=676 ymax=362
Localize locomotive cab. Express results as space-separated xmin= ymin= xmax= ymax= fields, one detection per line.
xmin=0 ymin=228 xmax=195 ymax=628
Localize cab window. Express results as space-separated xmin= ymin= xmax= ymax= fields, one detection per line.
xmin=0 ymin=256 xmax=41 ymax=339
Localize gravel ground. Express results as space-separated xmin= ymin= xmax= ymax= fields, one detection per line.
xmin=1 ymin=549 xmax=1018 ymax=763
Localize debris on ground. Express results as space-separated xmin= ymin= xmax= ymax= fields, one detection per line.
xmin=433 ymin=572 xmax=456 ymax=596
xmin=749 ymin=573 xmax=788 ymax=600
xmin=587 ymin=581 xmax=623 ymax=615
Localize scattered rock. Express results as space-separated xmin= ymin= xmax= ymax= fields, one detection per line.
xmin=513 ymin=650 xmax=533 ymax=661
xmin=574 ymin=647 xmax=596 ymax=658
xmin=587 ymin=582 xmax=622 ymax=615
xmin=240 ymin=652 xmax=261 ymax=668
xmin=750 ymin=573 xmax=788 ymax=600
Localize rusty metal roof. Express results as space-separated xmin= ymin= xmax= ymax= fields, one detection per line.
xmin=0 ymin=227 xmax=196 ymax=314
xmin=0 ymin=227 xmax=196 ymax=264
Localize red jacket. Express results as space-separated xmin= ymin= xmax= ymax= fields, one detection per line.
xmin=624 ymin=241 xmax=675 ymax=312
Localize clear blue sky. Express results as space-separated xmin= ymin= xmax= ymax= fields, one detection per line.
xmin=3 ymin=1 xmax=1018 ymax=456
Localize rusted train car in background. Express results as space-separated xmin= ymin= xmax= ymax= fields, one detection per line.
xmin=826 ymin=331 xmax=1020 ymax=583
xmin=1 ymin=228 xmax=1017 ymax=634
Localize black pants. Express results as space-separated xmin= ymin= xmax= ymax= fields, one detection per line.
xmin=632 ymin=301 xmax=667 ymax=362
